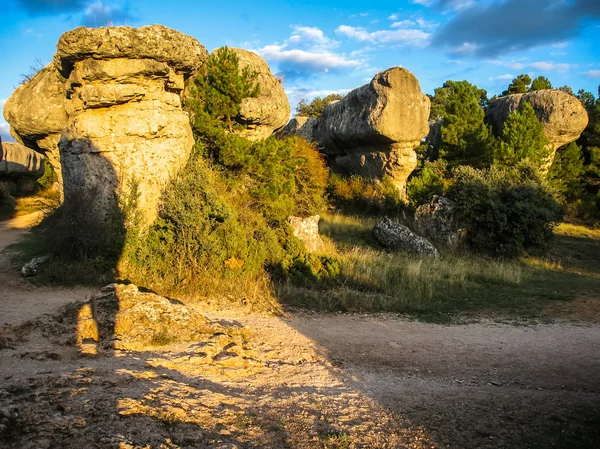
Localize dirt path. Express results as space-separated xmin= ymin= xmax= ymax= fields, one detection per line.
xmin=0 ymin=220 xmax=599 ymax=448
xmin=0 ymin=214 xmax=94 ymax=326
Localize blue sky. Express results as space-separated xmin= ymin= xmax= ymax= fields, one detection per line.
xmin=1 ymin=0 xmax=599 ymax=142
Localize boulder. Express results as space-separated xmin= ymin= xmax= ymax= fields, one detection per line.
xmin=414 ymin=196 xmax=466 ymax=248
xmin=373 ymin=217 xmax=439 ymax=258
xmin=217 ymin=48 xmax=290 ymax=140
xmin=50 ymin=26 xmax=207 ymax=227
xmin=486 ymin=90 xmax=588 ymax=162
xmin=0 ymin=142 xmax=45 ymax=178
xmin=3 ymin=65 xmax=68 ymax=182
xmin=289 ymin=215 xmax=324 ymax=252
xmin=285 ymin=67 xmax=430 ymax=191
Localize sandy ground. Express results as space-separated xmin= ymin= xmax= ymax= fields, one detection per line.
xmin=1 ymin=216 xmax=599 ymax=448
xmin=0 ymin=213 xmax=95 ymax=326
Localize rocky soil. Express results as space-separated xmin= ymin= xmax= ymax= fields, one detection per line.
xmin=1 ymin=217 xmax=599 ymax=449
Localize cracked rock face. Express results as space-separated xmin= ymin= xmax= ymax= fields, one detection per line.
xmin=282 ymin=67 xmax=430 ymax=191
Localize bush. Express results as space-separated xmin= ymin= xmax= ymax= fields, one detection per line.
xmin=119 ymin=44 xmax=329 ymax=302
xmin=447 ymin=163 xmax=563 ymax=257
xmin=327 ymin=174 xmax=404 ymax=215
xmin=406 ymin=160 xmax=448 ymax=208
xmin=548 ymin=142 xmax=585 ymax=203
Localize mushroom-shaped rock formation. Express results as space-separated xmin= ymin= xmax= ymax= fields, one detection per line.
xmin=486 ymin=89 xmax=589 ymax=164
xmin=46 ymin=25 xmax=204 ymax=229
xmin=284 ymin=67 xmax=430 ymax=191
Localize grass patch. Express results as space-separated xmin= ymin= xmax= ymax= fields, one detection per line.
xmin=278 ymin=213 xmax=600 ymax=322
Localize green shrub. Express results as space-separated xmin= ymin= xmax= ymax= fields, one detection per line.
xmin=406 ymin=159 xmax=448 ymax=207
xmin=447 ymin=163 xmax=563 ymax=257
xmin=327 ymin=174 xmax=404 ymax=215
xmin=119 ymin=44 xmax=329 ymax=303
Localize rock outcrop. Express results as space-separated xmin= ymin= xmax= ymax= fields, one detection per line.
xmin=215 ymin=48 xmax=290 ymax=140
xmin=414 ymin=196 xmax=466 ymax=249
xmin=373 ymin=217 xmax=439 ymax=258
xmin=486 ymin=89 xmax=588 ymax=162
xmin=278 ymin=116 xmax=318 ymax=141
xmin=284 ymin=67 xmax=430 ymax=191
xmin=3 ymin=65 xmax=68 ymax=182
xmin=289 ymin=215 xmax=324 ymax=252
xmin=0 ymin=141 xmax=45 ymax=178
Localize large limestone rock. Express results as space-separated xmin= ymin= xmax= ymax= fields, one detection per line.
xmin=486 ymin=90 xmax=589 ymax=161
xmin=216 ymin=48 xmax=290 ymax=140
xmin=3 ymin=65 xmax=68 ymax=182
xmin=373 ymin=217 xmax=439 ymax=258
xmin=0 ymin=142 xmax=45 ymax=178
xmin=285 ymin=67 xmax=430 ymax=191
xmin=51 ymin=25 xmax=207 ymax=227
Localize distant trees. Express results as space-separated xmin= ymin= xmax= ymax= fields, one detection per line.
xmin=502 ymin=74 xmax=552 ymax=95
xmin=296 ymin=93 xmax=343 ymax=119
xmin=530 ymin=76 xmax=552 ymax=91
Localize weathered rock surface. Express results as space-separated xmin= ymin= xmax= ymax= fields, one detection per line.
xmin=219 ymin=48 xmax=290 ymax=140
xmin=373 ymin=217 xmax=439 ymax=258
xmin=3 ymin=65 xmax=67 ymax=182
xmin=284 ymin=67 xmax=430 ymax=191
xmin=82 ymin=283 xmax=215 ymax=350
xmin=0 ymin=142 xmax=45 ymax=178
xmin=414 ymin=196 xmax=466 ymax=248
xmin=51 ymin=26 xmax=206 ymax=227
xmin=486 ymin=90 xmax=589 ymax=161
xmin=54 ymin=25 xmax=207 ymax=76
xmin=289 ymin=215 xmax=324 ymax=252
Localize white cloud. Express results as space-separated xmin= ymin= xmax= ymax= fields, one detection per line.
xmin=552 ymin=42 xmax=569 ymax=49
xmin=489 ymin=74 xmax=514 ymax=81
xmin=411 ymin=0 xmax=434 ymax=5
xmin=287 ymin=26 xmax=338 ymax=48
xmin=359 ymin=12 xmax=369 ymax=17
xmin=530 ymin=61 xmax=570 ymax=72
xmin=488 ymin=59 xmax=527 ymax=70
xmin=584 ymin=70 xmax=600 ymax=79
xmin=252 ymin=26 xmax=362 ymax=80
xmin=388 ymin=13 xmax=399 ymax=20
xmin=335 ymin=25 xmax=430 ymax=46
xmin=258 ymin=45 xmax=360 ymax=71
xmin=391 ymin=20 xmax=416 ymax=28
xmin=448 ymin=42 xmax=478 ymax=54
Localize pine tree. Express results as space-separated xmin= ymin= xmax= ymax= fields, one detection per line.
xmin=548 ymin=142 xmax=585 ymax=201
xmin=191 ymin=47 xmax=259 ymax=132
xmin=502 ymin=74 xmax=532 ymax=95
xmin=428 ymin=80 xmax=493 ymax=164
xmin=530 ymin=76 xmax=552 ymax=91
xmin=493 ymin=101 xmax=550 ymax=169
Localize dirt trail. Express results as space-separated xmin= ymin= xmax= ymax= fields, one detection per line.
xmin=0 ymin=219 xmax=599 ymax=448
xmin=0 ymin=214 xmax=94 ymax=326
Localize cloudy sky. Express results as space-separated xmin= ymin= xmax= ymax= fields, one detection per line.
xmin=1 ymin=0 xmax=599 ymax=142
